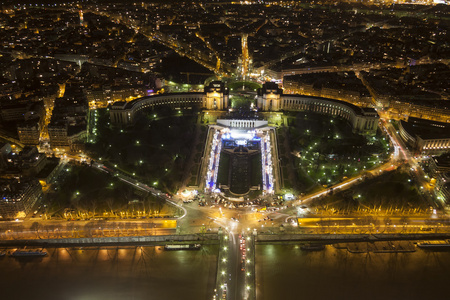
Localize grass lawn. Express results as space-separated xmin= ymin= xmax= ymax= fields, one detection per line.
xmin=310 ymin=170 xmax=427 ymax=214
xmin=86 ymin=108 xmax=204 ymax=193
xmin=46 ymin=163 xmax=177 ymax=218
xmin=284 ymin=111 xmax=390 ymax=191
xmin=228 ymin=81 xmax=262 ymax=92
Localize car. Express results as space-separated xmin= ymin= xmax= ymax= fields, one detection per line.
xmin=420 ymin=227 xmax=433 ymax=231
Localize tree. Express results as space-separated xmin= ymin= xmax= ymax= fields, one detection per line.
xmin=30 ymin=222 xmax=41 ymax=238
xmin=90 ymin=199 xmax=98 ymax=218
xmin=106 ymin=197 xmax=116 ymax=214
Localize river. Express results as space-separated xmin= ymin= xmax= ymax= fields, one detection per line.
xmin=0 ymin=245 xmax=217 ymax=300
xmin=2 ymin=243 xmax=450 ymax=300
xmin=256 ymin=244 xmax=450 ymax=300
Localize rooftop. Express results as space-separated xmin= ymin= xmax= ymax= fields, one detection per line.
xmin=401 ymin=117 xmax=450 ymax=140
xmin=283 ymin=94 xmax=378 ymax=117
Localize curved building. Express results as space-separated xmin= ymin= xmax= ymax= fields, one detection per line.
xmin=280 ymin=94 xmax=378 ymax=135
xmin=257 ymin=82 xmax=379 ymax=135
xmin=110 ymin=81 xmax=378 ymax=135
xmin=110 ymin=81 xmax=228 ymax=125
xmin=110 ymin=92 xmax=205 ymax=125
xmin=399 ymin=117 xmax=450 ymax=154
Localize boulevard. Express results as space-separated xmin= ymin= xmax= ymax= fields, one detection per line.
xmin=1 ymin=113 xmax=444 ymax=300
xmin=3 ymin=196 xmax=450 ymax=300
xmin=0 ymin=2 xmax=449 ymax=300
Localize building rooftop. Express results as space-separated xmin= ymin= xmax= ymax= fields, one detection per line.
xmin=258 ymin=82 xmax=283 ymax=96
xmin=283 ymin=94 xmax=378 ymax=117
xmin=433 ymin=153 xmax=450 ymax=169
xmin=123 ymin=92 xmax=204 ymax=110
xmin=401 ymin=117 xmax=450 ymax=141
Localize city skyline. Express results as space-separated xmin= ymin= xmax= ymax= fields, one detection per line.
xmin=0 ymin=1 xmax=449 ymax=299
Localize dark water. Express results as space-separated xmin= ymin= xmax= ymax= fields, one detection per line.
xmin=0 ymin=246 xmax=217 ymax=300
xmin=256 ymin=244 xmax=450 ymax=300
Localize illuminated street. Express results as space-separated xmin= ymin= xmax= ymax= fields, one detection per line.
xmin=0 ymin=1 xmax=449 ymax=300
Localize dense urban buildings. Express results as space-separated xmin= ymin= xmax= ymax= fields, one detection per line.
xmin=399 ymin=117 xmax=450 ymax=154
xmin=0 ymin=177 xmax=42 ymax=219
xmin=0 ymin=1 xmax=449 ymax=300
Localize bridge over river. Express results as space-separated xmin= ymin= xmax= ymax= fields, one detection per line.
xmin=2 ymin=231 xmax=450 ymax=300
